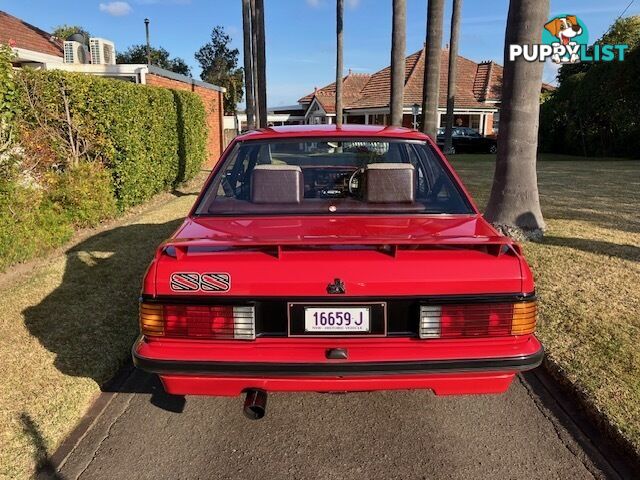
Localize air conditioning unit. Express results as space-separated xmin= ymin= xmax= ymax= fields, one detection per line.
xmin=89 ymin=38 xmax=116 ymax=65
xmin=63 ymin=41 xmax=90 ymax=64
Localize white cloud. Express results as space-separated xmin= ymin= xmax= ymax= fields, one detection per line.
xmin=346 ymin=0 xmax=360 ymax=9
xmin=306 ymin=0 xmax=322 ymax=7
xmin=99 ymin=1 xmax=133 ymax=16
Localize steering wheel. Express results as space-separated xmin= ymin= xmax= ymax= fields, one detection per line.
xmin=348 ymin=168 xmax=364 ymax=196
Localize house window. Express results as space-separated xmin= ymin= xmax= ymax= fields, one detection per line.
xmin=471 ymin=115 xmax=481 ymax=131
xmin=493 ymin=112 xmax=500 ymax=133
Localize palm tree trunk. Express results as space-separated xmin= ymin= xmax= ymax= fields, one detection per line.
xmin=421 ymin=0 xmax=445 ymax=140
xmin=444 ymin=0 xmax=462 ymax=153
xmin=242 ymin=0 xmax=256 ymax=131
xmin=255 ymin=0 xmax=267 ymax=128
xmin=335 ymin=0 xmax=344 ymax=127
xmin=250 ymin=0 xmax=260 ymax=126
xmin=390 ymin=0 xmax=406 ymax=126
xmin=484 ymin=0 xmax=548 ymax=240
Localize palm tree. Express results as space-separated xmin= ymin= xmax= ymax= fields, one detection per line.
xmin=254 ymin=0 xmax=267 ymax=128
xmin=335 ymin=0 xmax=344 ymax=127
xmin=484 ymin=0 xmax=549 ymax=240
xmin=421 ymin=0 xmax=445 ymax=140
xmin=443 ymin=0 xmax=462 ymax=153
xmin=241 ymin=0 xmax=256 ymax=130
xmin=250 ymin=0 xmax=260 ymax=126
xmin=390 ymin=0 xmax=406 ymax=126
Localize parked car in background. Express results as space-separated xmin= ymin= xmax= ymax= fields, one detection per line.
xmin=437 ymin=127 xmax=498 ymax=154
xmin=133 ymin=125 xmax=542 ymax=419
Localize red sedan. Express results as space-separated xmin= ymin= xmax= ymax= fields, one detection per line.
xmin=133 ymin=125 xmax=543 ymax=419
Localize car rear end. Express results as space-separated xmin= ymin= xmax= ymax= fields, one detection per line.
xmin=132 ymin=126 xmax=542 ymax=403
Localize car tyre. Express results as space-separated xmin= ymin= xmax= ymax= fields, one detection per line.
xmin=489 ymin=144 xmax=497 ymax=154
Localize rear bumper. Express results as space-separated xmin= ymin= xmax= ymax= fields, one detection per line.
xmin=132 ymin=335 xmax=543 ymax=396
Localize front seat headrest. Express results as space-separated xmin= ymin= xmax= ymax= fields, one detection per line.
xmin=250 ymin=164 xmax=304 ymax=204
xmin=364 ymin=163 xmax=415 ymax=203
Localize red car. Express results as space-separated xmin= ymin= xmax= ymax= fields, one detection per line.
xmin=133 ymin=125 xmax=542 ymax=419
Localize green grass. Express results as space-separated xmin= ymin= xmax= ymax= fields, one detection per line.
xmin=0 ymin=180 xmax=203 ymax=480
xmin=451 ymin=153 xmax=640 ymax=452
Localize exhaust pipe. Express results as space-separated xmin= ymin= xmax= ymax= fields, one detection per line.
xmin=243 ymin=389 xmax=267 ymax=420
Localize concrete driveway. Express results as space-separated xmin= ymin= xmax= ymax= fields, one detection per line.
xmin=46 ymin=368 xmax=633 ymax=480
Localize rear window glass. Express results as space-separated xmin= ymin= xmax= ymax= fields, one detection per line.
xmin=195 ymin=138 xmax=473 ymax=216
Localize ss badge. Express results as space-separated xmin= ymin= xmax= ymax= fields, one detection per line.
xmin=170 ymin=272 xmax=231 ymax=292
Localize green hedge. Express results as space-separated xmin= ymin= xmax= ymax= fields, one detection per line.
xmin=17 ymin=70 xmax=207 ymax=208
xmin=0 ymin=66 xmax=208 ymax=271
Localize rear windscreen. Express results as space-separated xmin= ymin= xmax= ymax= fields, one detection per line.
xmin=195 ymin=138 xmax=473 ymax=216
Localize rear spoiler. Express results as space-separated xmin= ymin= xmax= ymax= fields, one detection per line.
xmin=157 ymin=236 xmax=522 ymax=260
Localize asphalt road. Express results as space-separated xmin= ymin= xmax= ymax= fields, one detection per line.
xmin=46 ymin=368 xmax=633 ymax=480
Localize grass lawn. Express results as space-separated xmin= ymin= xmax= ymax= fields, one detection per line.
xmin=0 ymin=156 xmax=638 ymax=478
xmin=452 ymin=153 xmax=640 ymax=453
xmin=0 ymin=180 xmax=203 ymax=480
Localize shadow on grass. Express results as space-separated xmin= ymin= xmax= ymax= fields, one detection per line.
xmin=20 ymin=413 xmax=65 ymax=480
xmin=22 ymin=220 xmax=187 ymax=409
xmin=542 ymin=235 xmax=640 ymax=263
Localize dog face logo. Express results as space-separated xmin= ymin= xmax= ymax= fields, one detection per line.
xmin=543 ymin=14 xmax=588 ymax=64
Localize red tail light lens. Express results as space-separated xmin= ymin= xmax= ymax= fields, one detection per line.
xmin=440 ymin=304 xmax=513 ymax=338
xmin=419 ymin=301 xmax=537 ymax=339
xmin=140 ymin=303 xmax=255 ymax=339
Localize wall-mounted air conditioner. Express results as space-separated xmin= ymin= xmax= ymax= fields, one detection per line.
xmin=63 ymin=41 xmax=90 ymax=64
xmin=89 ymin=38 xmax=116 ymax=65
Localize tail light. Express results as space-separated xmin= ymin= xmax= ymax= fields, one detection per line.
xmin=419 ymin=300 xmax=537 ymax=339
xmin=140 ymin=303 xmax=255 ymax=340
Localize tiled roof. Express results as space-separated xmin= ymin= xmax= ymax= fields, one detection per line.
xmin=298 ymin=72 xmax=371 ymax=113
xmin=0 ymin=10 xmax=63 ymax=57
xmin=300 ymin=48 xmax=507 ymax=111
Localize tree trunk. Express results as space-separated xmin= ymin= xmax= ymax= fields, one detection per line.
xmin=255 ymin=0 xmax=267 ymax=128
xmin=390 ymin=0 xmax=406 ymax=126
xmin=335 ymin=0 xmax=344 ymax=127
xmin=250 ymin=0 xmax=260 ymax=126
xmin=242 ymin=0 xmax=256 ymax=131
xmin=421 ymin=0 xmax=444 ymax=140
xmin=484 ymin=0 xmax=548 ymax=240
xmin=444 ymin=0 xmax=462 ymax=153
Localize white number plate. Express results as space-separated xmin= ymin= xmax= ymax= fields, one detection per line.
xmin=304 ymin=307 xmax=370 ymax=332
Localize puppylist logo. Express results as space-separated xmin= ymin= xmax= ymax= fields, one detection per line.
xmin=509 ymin=14 xmax=629 ymax=64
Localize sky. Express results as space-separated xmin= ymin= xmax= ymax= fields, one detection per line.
xmin=3 ymin=0 xmax=638 ymax=106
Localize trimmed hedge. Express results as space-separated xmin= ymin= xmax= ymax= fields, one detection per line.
xmin=0 ymin=66 xmax=208 ymax=272
xmin=17 ymin=70 xmax=207 ymax=209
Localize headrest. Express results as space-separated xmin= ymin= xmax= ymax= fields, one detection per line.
xmin=364 ymin=163 xmax=415 ymax=203
xmin=250 ymin=164 xmax=304 ymax=204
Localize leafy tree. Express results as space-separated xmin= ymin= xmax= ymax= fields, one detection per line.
xmin=52 ymin=25 xmax=90 ymax=43
xmin=196 ymin=26 xmax=244 ymax=114
xmin=116 ymin=45 xmax=191 ymax=76
xmin=540 ymin=16 xmax=640 ymax=158
xmin=558 ymin=16 xmax=640 ymax=84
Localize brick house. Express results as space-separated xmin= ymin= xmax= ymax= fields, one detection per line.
xmin=287 ymin=47 xmax=553 ymax=136
xmin=1 ymin=10 xmax=225 ymax=166
xmin=0 ymin=10 xmax=63 ymax=65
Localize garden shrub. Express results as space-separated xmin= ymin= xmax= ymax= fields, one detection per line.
xmin=0 ymin=58 xmax=208 ymax=272
xmin=47 ymin=162 xmax=117 ymax=228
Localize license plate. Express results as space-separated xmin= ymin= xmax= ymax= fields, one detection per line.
xmin=304 ymin=307 xmax=370 ymax=333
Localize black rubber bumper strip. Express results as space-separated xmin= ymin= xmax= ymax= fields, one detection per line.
xmin=132 ymin=345 xmax=544 ymax=377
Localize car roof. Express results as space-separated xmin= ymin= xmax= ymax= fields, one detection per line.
xmin=236 ymin=124 xmax=431 ymax=142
